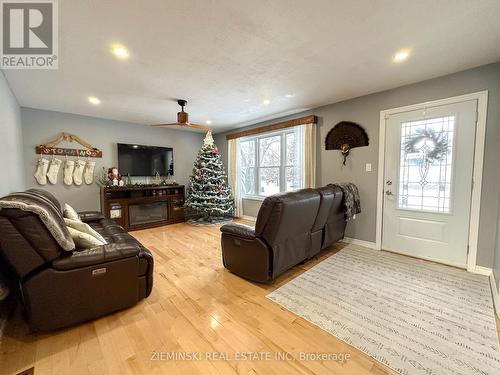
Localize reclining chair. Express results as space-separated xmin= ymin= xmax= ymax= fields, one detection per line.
xmin=0 ymin=189 xmax=153 ymax=332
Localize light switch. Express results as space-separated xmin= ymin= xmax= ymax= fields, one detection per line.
xmin=365 ymin=163 xmax=372 ymax=172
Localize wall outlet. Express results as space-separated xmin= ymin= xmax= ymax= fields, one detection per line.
xmin=365 ymin=163 xmax=372 ymax=172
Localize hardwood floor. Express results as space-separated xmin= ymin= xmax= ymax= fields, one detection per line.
xmin=0 ymin=221 xmax=497 ymax=375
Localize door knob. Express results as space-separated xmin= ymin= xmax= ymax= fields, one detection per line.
xmin=385 ymin=190 xmax=393 ymax=196
xmin=386 ymin=180 xmax=392 ymax=185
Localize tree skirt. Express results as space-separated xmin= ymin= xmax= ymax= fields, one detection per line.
xmin=267 ymin=244 xmax=500 ymax=375
xmin=187 ymin=217 xmax=233 ymax=226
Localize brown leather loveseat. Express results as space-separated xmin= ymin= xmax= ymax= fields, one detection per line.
xmin=220 ymin=185 xmax=346 ymax=282
xmin=0 ymin=189 xmax=153 ymax=332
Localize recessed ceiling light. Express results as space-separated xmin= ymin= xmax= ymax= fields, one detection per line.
xmin=111 ymin=44 xmax=130 ymax=59
xmin=285 ymin=94 xmax=294 ymax=98
xmin=132 ymin=145 xmax=139 ymax=149
xmin=393 ymin=49 xmax=410 ymax=63
xmin=88 ymin=96 xmax=101 ymax=105
xmin=263 ymin=99 xmax=271 ymax=105
xmin=206 ymin=120 xmax=212 ymax=125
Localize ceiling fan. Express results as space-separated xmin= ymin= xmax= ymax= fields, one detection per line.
xmin=151 ymin=99 xmax=212 ymax=132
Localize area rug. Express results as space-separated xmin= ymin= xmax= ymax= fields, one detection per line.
xmin=267 ymin=244 xmax=500 ymax=375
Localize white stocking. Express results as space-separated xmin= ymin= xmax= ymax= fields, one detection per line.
xmin=34 ymin=158 xmax=50 ymax=185
xmin=64 ymin=160 xmax=75 ymax=186
xmin=84 ymin=161 xmax=96 ymax=185
xmin=73 ymin=160 xmax=86 ymax=186
xmin=46 ymin=158 xmax=62 ymax=184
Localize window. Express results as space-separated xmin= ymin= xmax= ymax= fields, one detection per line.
xmin=238 ymin=128 xmax=304 ymax=197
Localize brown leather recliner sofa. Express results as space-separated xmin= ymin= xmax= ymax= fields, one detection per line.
xmin=0 ymin=189 xmax=153 ymax=332
xmin=220 ymin=185 xmax=346 ymax=282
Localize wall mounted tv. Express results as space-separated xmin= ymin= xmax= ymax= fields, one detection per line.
xmin=118 ymin=143 xmax=174 ymax=176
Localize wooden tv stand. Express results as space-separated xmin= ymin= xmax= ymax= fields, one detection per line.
xmin=100 ymin=185 xmax=185 ymax=231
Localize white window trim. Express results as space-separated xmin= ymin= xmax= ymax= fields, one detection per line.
xmin=239 ymin=127 xmax=303 ymax=199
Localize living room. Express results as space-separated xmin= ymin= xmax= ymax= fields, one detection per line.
xmin=1 ymin=1 xmax=500 ymax=374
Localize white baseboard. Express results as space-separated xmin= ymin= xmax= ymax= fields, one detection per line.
xmin=341 ymin=237 xmax=377 ymax=249
xmin=489 ymin=272 xmax=500 ymax=318
xmin=472 ymin=266 xmax=492 ymax=276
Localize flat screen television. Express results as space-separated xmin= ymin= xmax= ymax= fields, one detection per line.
xmin=118 ymin=143 xmax=174 ymax=176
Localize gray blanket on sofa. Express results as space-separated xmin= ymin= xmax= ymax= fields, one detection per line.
xmin=332 ymin=182 xmax=361 ymax=221
xmin=0 ymin=192 xmax=75 ymax=251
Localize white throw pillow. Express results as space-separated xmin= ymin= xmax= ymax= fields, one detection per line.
xmin=63 ymin=203 xmax=80 ymax=221
xmin=64 ymin=218 xmax=107 ymax=244
xmin=67 ymin=227 xmax=106 ymax=249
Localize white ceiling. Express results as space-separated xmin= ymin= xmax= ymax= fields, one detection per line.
xmin=3 ymin=0 xmax=500 ymax=133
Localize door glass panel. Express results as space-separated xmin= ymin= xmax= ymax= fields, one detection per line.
xmin=398 ymin=116 xmax=455 ymax=213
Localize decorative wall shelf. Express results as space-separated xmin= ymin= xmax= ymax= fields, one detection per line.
xmin=35 ymin=132 xmax=102 ymax=158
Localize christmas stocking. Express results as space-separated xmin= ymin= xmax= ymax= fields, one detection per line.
xmin=63 ymin=160 xmax=75 ymax=186
xmin=73 ymin=160 xmax=86 ymax=186
xmin=84 ymin=161 xmax=96 ymax=185
xmin=46 ymin=158 xmax=62 ymax=184
xmin=34 ymin=158 xmax=50 ymax=185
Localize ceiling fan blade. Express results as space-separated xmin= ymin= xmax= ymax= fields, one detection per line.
xmin=151 ymin=123 xmax=180 ymax=127
xmin=186 ymin=122 xmax=212 ymax=131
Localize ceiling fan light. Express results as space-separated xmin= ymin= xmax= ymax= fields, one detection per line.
xmin=177 ymin=111 xmax=188 ymax=123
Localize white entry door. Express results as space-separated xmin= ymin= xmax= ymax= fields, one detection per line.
xmin=382 ymin=100 xmax=477 ymax=267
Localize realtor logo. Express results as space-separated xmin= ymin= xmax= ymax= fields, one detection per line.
xmin=1 ymin=0 xmax=58 ymax=69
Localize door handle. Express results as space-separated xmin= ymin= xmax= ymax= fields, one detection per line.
xmin=385 ymin=190 xmax=393 ymax=196
xmin=386 ymin=180 xmax=392 ymax=185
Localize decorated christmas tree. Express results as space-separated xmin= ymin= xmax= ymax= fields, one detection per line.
xmin=185 ymin=131 xmax=234 ymax=222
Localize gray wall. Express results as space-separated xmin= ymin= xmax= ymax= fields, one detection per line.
xmin=0 ymin=71 xmax=24 ymax=196
xmin=494 ymin=191 xmax=500 ymax=291
xmin=215 ymin=62 xmax=500 ymax=268
xmin=22 ymin=108 xmax=204 ymax=211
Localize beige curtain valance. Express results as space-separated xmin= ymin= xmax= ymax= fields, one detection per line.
xmin=226 ymin=115 xmax=317 ymax=140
